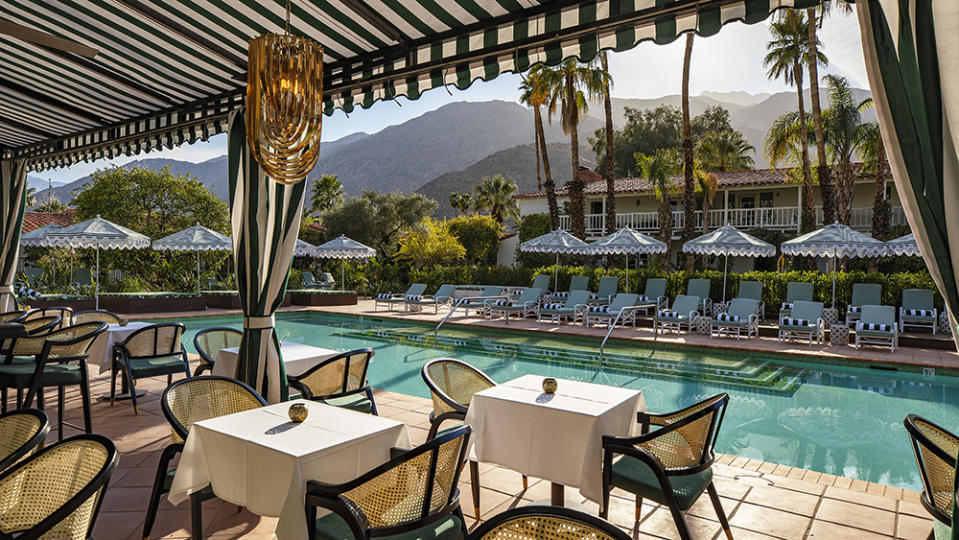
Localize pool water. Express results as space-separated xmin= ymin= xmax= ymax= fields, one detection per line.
xmin=176 ymin=312 xmax=959 ymax=492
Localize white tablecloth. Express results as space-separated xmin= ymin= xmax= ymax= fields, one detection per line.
xmin=87 ymin=321 xmax=154 ymax=374
xmin=168 ymin=400 xmax=410 ymax=540
xmin=464 ymin=374 xmax=645 ymax=503
xmin=212 ymin=341 xmax=340 ymax=378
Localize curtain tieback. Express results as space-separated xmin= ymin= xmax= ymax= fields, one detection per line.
xmin=0 ymin=285 xmax=13 ymax=294
xmin=243 ymin=315 xmax=275 ymax=329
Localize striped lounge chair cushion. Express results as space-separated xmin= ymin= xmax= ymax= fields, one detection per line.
xmin=377 ymin=293 xmax=392 ymax=299
xmin=847 ymin=306 xmax=862 ymax=313
xmin=492 ymin=300 xmax=511 ymax=307
xmin=658 ymin=310 xmax=680 ymax=319
xmin=637 ymin=295 xmax=650 ymax=302
xmin=553 ymin=292 xmax=570 ymax=298
xmin=589 ymin=306 xmax=610 ymax=313
xmin=542 ymin=303 xmax=565 ymax=310
xmin=903 ymin=309 xmax=935 ymax=317
xmin=781 ymin=302 xmax=794 ymax=310
xmin=406 ymin=295 xmax=423 ymax=301
xmin=861 ymin=323 xmax=892 ymax=331
xmin=782 ymin=317 xmax=809 ymax=326
xmin=715 ymin=313 xmax=740 ymax=322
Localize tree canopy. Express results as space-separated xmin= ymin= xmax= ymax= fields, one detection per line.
xmin=322 ymin=190 xmax=437 ymax=259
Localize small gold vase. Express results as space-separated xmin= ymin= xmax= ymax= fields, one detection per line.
xmin=542 ymin=377 xmax=558 ymax=394
xmin=288 ymin=402 xmax=309 ymax=423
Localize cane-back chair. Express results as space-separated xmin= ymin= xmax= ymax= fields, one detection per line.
xmin=21 ymin=307 xmax=74 ymax=329
xmin=142 ymin=376 xmax=267 ymax=540
xmin=305 ymin=425 xmax=471 ymax=540
xmin=72 ymin=309 xmax=123 ymax=326
xmin=0 ymin=409 xmax=49 ymax=474
xmin=287 ymin=348 xmax=377 ymax=414
xmin=471 ymin=505 xmax=632 ymax=540
xmin=601 ymin=393 xmax=732 ymax=540
xmin=904 ymin=414 xmax=958 ymax=527
xmin=0 ymin=310 xmax=25 ymax=323
xmin=112 ymin=323 xmax=190 ymax=414
xmin=0 ymin=434 xmax=117 ymax=539
xmin=192 ymin=327 xmax=241 ymax=376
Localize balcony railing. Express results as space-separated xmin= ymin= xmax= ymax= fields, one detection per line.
xmin=558 ymin=205 xmax=905 ymax=237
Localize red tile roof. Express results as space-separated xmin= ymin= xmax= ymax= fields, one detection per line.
xmin=22 ymin=209 xmax=76 ymax=233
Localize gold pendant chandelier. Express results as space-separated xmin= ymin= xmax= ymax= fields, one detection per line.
xmin=246 ymin=0 xmax=324 ymax=185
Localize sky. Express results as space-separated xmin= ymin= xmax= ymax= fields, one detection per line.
xmin=39 ymin=9 xmax=868 ymax=184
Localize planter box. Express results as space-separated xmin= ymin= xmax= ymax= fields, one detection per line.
xmin=99 ymin=295 xmax=206 ymax=314
xmin=204 ymin=293 xmax=242 ymax=310
xmin=290 ymin=291 xmax=357 ymax=306
xmin=26 ymin=297 xmax=97 ymax=312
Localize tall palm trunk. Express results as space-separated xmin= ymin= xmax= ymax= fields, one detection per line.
xmin=794 ymin=58 xmax=815 ymax=233
xmin=601 ymin=52 xmax=616 ymax=236
xmin=535 ymin=105 xmax=560 ymax=229
xmin=681 ymin=33 xmax=695 ymax=272
xmin=658 ymin=197 xmax=672 ymax=268
xmin=836 ymin=161 xmax=855 ymax=225
xmin=566 ymin=71 xmax=586 ymax=239
xmin=534 ymin=108 xmax=542 ymax=192
xmin=807 ymin=8 xmax=834 ymax=225
xmin=869 ymin=136 xmax=888 ymax=272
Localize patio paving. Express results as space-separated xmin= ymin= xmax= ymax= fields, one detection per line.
xmin=33 ymin=354 xmax=935 ymax=539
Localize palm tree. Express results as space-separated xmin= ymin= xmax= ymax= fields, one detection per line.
xmin=308 ymin=174 xmax=344 ymax=215
xmin=637 ymin=148 xmax=682 ymax=267
xmin=600 ymin=51 xmax=616 ymax=237
xmin=473 ymin=174 xmax=520 ymax=224
xmin=681 ymin=33 xmax=696 ymax=272
xmin=698 ymin=130 xmax=756 ymax=172
xmin=543 ymin=58 xmax=609 ymax=239
xmin=765 ymin=11 xmax=823 ymax=233
xmin=806 ymin=3 xmax=834 ymax=224
xmin=24 ymin=187 xmax=36 ymax=208
xmin=696 ymin=169 xmax=719 ymax=235
xmin=822 ymin=75 xmax=872 ymax=224
xmin=765 ymin=111 xmax=813 ymax=169
xmin=449 ymin=192 xmax=472 ymax=215
xmin=857 ymin=119 xmax=888 ymax=271
xmin=520 ymin=69 xmax=560 ymax=229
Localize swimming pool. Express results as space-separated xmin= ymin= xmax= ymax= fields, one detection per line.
xmin=176 ymin=311 xmax=959 ymax=492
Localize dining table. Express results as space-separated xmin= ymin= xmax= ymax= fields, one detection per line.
xmin=86 ymin=320 xmax=154 ymax=400
xmin=212 ymin=341 xmax=340 ymax=378
xmin=464 ymin=374 xmax=645 ymax=505
xmin=168 ymin=399 xmax=410 ymax=540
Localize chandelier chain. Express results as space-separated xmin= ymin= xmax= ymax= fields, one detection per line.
xmin=285 ymin=0 xmax=291 ymax=34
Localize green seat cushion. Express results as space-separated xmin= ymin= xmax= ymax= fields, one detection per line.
xmin=315 ymin=511 xmax=463 ymax=540
xmin=121 ymin=355 xmax=187 ymax=377
xmin=857 ymin=329 xmax=896 ymax=337
xmin=610 ymin=455 xmax=713 ymax=511
xmin=0 ymin=363 xmax=82 ymax=386
xmin=319 ymin=393 xmax=374 ymax=413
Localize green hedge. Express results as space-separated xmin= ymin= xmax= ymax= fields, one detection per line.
xmin=37 ymin=292 xmax=203 ymax=301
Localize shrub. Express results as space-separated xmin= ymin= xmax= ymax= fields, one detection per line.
xmin=397 ymin=218 xmax=466 ymax=267
xmin=447 ymin=214 xmax=501 ymax=265
xmin=516 ymin=213 xmax=555 ymax=268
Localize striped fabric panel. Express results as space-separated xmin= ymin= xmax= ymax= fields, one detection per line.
xmin=0 ymin=159 xmax=27 ymax=311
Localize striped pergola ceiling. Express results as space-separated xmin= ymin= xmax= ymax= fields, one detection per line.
xmin=0 ymin=0 xmax=830 ymax=170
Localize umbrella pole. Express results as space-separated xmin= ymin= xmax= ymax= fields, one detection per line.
xmin=95 ymin=243 xmax=100 ymax=310
xmin=554 ymin=253 xmax=559 ymax=294
xmin=341 ymin=259 xmax=346 ymax=292
xmin=722 ymin=254 xmax=728 ymax=304
xmin=196 ymin=250 xmax=201 ymax=293
xmin=832 ymin=256 xmax=837 ymax=308
xmin=625 ymin=253 xmax=629 ymax=292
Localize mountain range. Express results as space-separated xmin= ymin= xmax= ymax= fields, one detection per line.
xmin=32 ymin=89 xmax=873 ymax=219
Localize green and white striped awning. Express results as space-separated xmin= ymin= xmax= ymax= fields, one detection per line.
xmin=0 ymin=0 xmax=832 ymax=171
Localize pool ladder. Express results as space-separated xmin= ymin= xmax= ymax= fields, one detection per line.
xmin=434 ymin=295 xmax=513 ymax=337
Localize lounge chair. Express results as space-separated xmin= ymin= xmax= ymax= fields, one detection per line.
xmin=635 ymin=278 xmax=668 ymax=316
xmin=778 ymin=300 xmax=824 ymax=345
xmin=735 ymin=280 xmax=765 ymax=319
xmin=899 ymin=288 xmax=938 ymax=334
xmin=537 ymin=290 xmax=589 ymax=325
xmin=591 ymin=276 xmax=620 ymax=305
xmin=531 ymin=274 xmax=551 ymax=293
xmin=686 ymin=278 xmax=713 ymax=315
xmin=552 ymin=275 xmax=589 ymax=301
xmin=459 ymin=285 xmax=505 ymax=315
xmin=488 ymin=287 xmax=543 ymax=321
xmin=405 ymin=284 xmax=457 ymax=313
xmin=318 ymin=272 xmax=336 ymax=289
xmin=846 ymin=283 xmax=881 ymax=326
xmin=654 ymin=295 xmax=701 ymax=335
xmin=779 ymin=282 xmax=814 ymax=321
xmin=373 ymin=283 xmax=426 ymax=311
xmin=856 ymin=304 xmax=899 ymax=351
xmin=302 ymin=271 xmax=318 ymax=288
xmin=582 ymin=293 xmax=639 ymax=327
xmin=711 ymin=298 xmax=760 ymax=339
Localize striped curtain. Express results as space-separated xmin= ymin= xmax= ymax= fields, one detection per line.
xmin=0 ymin=159 xmax=27 ymax=312
xmin=227 ymin=109 xmax=305 ymax=403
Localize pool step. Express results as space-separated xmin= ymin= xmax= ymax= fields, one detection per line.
xmin=338 ymin=327 xmax=803 ymax=395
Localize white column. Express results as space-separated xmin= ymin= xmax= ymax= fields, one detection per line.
xmin=723 ymin=190 xmax=729 ymax=225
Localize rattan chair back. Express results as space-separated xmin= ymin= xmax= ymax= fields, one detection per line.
xmin=0 ymin=434 xmax=117 ymax=539
xmin=0 ymin=409 xmax=49 ymax=474
xmin=194 ymin=327 xmax=242 ymax=367
xmin=638 ymin=393 xmax=729 ymax=471
xmin=291 ymin=348 xmax=373 ymax=400
xmin=472 ymin=505 xmax=632 ymax=540
xmin=22 ymin=307 xmax=74 ymax=329
xmin=22 ymin=315 xmax=61 ymax=335
xmin=905 ymin=414 xmax=958 ymax=523
xmin=161 ymin=376 xmax=267 ymax=442
xmin=422 ymin=358 xmax=495 ymax=416
xmin=9 ymin=321 xmax=104 ymax=359
xmin=118 ymin=323 xmax=185 ymax=358
xmin=0 ymin=310 xmax=25 ymax=323
xmin=72 ymin=309 xmax=122 ymax=325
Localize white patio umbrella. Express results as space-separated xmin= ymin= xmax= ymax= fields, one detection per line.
xmin=781 ymin=222 xmax=889 ymax=307
xmin=584 ymin=227 xmax=666 ymax=292
xmin=19 ymin=223 xmax=63 ymax=247
xmin=885 ymin=233 xmax=921 ymax=257
xmin=43 ymin=215 xmax=150 ymax=309
xmin=152 ymin=223 xmax=232 ymax=292
xmin=294 ymin=239 xmax=316 ymax=257
xmin=313 ymin=235 xmax=376 ymax=290
xmin=682 ymin=224 xmax=776 ymax=303
xmin=519 ymin=229 xmax=590 ymax=291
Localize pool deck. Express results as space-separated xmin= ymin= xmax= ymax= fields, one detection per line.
xmin=62 ymin=362 xmax=933 ymax=540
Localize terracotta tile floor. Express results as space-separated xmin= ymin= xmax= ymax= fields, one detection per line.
xmin=28 ymin=356 xmax=935 ymax=540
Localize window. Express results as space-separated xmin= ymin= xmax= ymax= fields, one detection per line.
xmin=760 ymin=192 xmax=774 ymax=208
xmin=590 ymin=201 xmax=603 ymax=215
